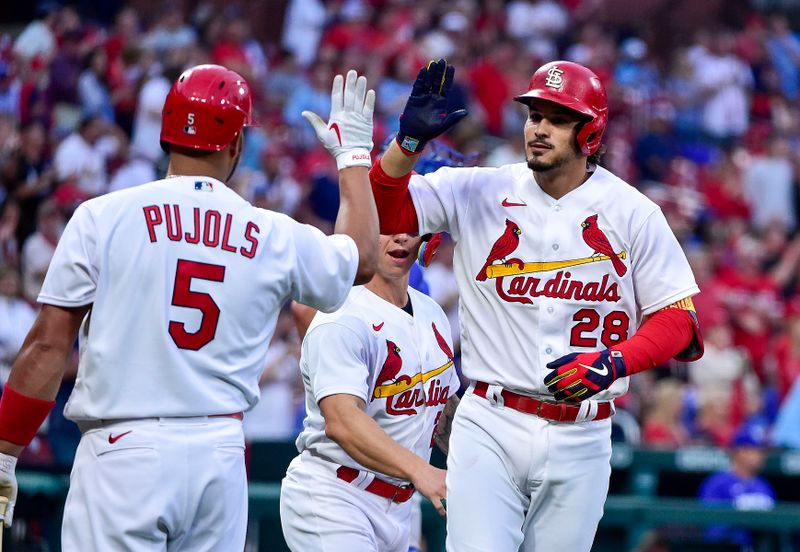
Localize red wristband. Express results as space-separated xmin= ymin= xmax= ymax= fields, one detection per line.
xmin=0 ymin=385 xmax=56 ymax=446
xmin=369 ymin=160 xmax=419 ymax=235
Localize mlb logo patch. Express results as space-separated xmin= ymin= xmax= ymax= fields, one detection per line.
xmin=194 ymin=180 xmax=214 ymax=192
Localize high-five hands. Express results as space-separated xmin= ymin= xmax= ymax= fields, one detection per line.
xmin=303 ymin=70 xmax=375 ymax=170
xmin=396 ymin=59 xmax=468 ymax=154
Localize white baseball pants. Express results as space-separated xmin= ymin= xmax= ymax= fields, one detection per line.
xmin=280 ymin=452 xmax=413 ymax=552
xmin=61 ymin=416 xmax=247 ymax=551
xmin=445 ymin=391 xmax=612 ymax=552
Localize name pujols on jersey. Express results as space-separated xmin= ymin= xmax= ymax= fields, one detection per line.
xmin=141 ymin=202 xmax=260 ymax=259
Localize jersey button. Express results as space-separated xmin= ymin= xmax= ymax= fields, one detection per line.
xmin=545 ymin=347 xmax=553 ymax=354
xmin=554 ymin=205 xmax=562 ymax=212
xmin=552 ymin=243 xmax=559 ymax=250
xmin=547 ymin=306 xmax=554 ymax=313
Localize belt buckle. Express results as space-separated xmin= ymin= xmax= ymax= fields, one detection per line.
xmin=392 ymin=484 xmax=413 ymax=503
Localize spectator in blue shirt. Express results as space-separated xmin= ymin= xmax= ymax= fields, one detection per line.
xmin=698 ymin=423 xmax=775 ymax=547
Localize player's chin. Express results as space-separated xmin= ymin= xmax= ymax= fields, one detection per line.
xmin=527 ymin=156 xmax=554 ymax=172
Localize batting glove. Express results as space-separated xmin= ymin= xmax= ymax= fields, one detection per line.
xmin=0 ymin=452 xmax=17 ymax=527
xmin=543 ymin=349 xmax=627 ymax=402
xmin=302 ymin=70 xmax=375 ymax=171
xmin=396 ymin=59 xmax=468 ymax=155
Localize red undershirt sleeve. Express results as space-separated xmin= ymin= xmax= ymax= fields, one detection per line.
xmin=614 ymin=307 xmax=703 ymax=375
xmin=369 ymin=161 xmax=419 ymax=235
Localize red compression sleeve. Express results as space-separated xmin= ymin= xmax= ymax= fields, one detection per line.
xmin=0 ymin=385 xmax=56 ymax=446
xmin=613 ymin=308 xmax=700 ymax=375
xmin=369 ymin=161 xmax=419 ymax=235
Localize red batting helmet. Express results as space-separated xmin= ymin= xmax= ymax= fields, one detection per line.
xmin=514 ymin=60 xmax=608 ymax=156
xmin=160 ymin=64 xmax=254 ymax=153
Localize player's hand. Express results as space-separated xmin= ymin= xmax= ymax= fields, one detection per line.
xmin=396 ymin=59 xmax=468 ymax=155
xmin=411 ymin=464 xmax=447 ymax=517
xmin=543 ymin=349 xmax=628 ymax=403
xmin=302 ymin=69 xmax=375 ymax=171
xmin=0 ymin=452 xmax=18 ymax=527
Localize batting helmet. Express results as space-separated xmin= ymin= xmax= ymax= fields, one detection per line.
xmin=160 ymin=64 xmax=254 ymax=153
xmin=514 ymin=61 xmax=608 ymax=156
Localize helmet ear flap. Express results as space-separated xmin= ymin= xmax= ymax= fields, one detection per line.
xmin=576 ymin=115 xmax=605 ymax=156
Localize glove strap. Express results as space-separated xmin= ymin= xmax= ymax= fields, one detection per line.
xmin=335 ymin=148 xmax=372 ymax=171
xmin=0 ymin=385 xmax=55 ymax=446
xmin=395 ymin=133 xmax=426 ymax=155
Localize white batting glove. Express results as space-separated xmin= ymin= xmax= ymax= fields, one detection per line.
xmin=302 ymin=70 xmax=375 ymax=171
xmin=0 ymin=452 xmax=17 ymax=527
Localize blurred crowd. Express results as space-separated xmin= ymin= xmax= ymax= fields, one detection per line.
xmin=2 ymin=0 xmax=800 ymax=469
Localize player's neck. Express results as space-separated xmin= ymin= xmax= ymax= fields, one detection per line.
xmin=533 ymin=159 xmax=591 ymax=200
xmin=365 ymin=274 xmax=410 ymax=309
xmin=167 ymin=154 xmax=231 ymax=183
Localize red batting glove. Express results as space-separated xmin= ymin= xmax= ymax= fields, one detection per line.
xmin=543 ymin=349 xmax=627 ymax=402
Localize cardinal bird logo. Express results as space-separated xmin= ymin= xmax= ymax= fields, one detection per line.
xmin=375 ymin=340 xmax=403 ymax=386
xmin=476 ymin=219 xmax=522 ymax=281
xmin=581 ymin=214 xmax=627 ymax=277
xmin=432 ymin=322 xmax=453 ymax=360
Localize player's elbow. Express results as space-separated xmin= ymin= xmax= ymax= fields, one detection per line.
xmin=324 ymin=418 xmax=351 ymax=446
xmin=354 ymin=254 xmax=377 ymax=285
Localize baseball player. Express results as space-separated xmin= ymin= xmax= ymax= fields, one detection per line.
xmin=280 ymin=227 xmax=460 ymax=552
xmin=0 ymin=65 xmax=378 ymax=550
xmin=370 ymin=59 xmax=704 ymax=551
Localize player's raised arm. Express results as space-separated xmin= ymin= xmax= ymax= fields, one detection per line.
xmin=303 ymin=70 xmax=377 ymax=284
xmin=371 ymin=59 xmax=467 ymax=235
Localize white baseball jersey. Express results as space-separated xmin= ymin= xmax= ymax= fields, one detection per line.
xmin=408 ymin=163 xmax=699 ymax=401
xmin=38 ymin=175 xmax=357 ymax=421
xmin=295 ymin=285 xmax=458 ymax=485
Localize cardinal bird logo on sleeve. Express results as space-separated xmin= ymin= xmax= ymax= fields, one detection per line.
xmin=581 ymin=214 xmax=627 ymax=277
xmin=476 ymin=219 xmax=523 ymax=281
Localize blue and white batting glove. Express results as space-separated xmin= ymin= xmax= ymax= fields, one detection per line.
xmin=0 ymin=452 xmax=17 ymax=527
xmin=302 ymin=70 xmax=375 ymax=170
xmin=396 ymin=59 xmax=468 ymax=154
xmin=543 ymin=349 xmax=628 ymax=402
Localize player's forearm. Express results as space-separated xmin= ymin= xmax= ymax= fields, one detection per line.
xmin=434 ymin=395 xmax=460 ymax=455
xmin=325 ymin=402 xmax=429 ymax=482
xmin=0 ymin=344 xmax=65 ymax=456
xmin=379 ymin=141 xmax=420 ymax=177
xmin=335 ymin=166 xmax=378 ymax=284
xmin=370 ymin=154 xmax=420 ymax=235
xmin=7 ymin=305 xmax=86 ymax=398
xmin=614 ymin=306 xmax=700 ymax=374
xmin=0 ymin=305 xmax=88 ymax=455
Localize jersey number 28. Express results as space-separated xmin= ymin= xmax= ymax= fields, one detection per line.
xmin=169 ymin=259 xmax=226 ymax=350
xmin=570 ymin=308 xmax=630 ymax=348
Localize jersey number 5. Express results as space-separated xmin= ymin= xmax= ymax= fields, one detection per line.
xmin=570 ymin=308 xmax=630 ymax=348
xmin=169 ymin=259 xmax=226 ymax=350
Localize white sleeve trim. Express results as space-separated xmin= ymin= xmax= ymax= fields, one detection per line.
xmin=36 ymin=295 xmax=93 ymax=307
xmin=314 ymin=387 xmax=369 ymax=404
